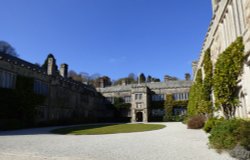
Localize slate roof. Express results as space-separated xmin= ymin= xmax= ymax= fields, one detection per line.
xmin=0 ymin=53 xmax=46 ymax=72
xmin=0 ymin=53 xmax=97 ymax=92
xmin=99 ymin=81 xmax=192 ymax=93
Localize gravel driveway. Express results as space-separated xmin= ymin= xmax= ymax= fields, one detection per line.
xmin=0 ymin=122 xmax=234 ymax=160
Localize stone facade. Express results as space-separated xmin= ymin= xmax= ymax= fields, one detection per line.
xmin=98 ymin=80 xmax=192 ymax=122
xmin=195 ymin=0 xmax=250 ymax=118
xmin=0 ymin=53 xmax=113 ymax=124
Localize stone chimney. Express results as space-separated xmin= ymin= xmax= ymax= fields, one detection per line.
xmin=47 ymin=54 xmax=56 ymax=76
xmin=122 ymin=79 xmax=127 ymax=86
xmin=164 ymin=75 xmax=178 ymax=82
xmin=60 ymin=63 xmax=68 ymax=78
xmin=99 ymin=78 xmax=104 ymax=88
xmin=164 ymin=75 xmax=171 ymax=82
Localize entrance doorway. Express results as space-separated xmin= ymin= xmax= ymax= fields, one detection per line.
xmin=136 ymin=112 xmax=143 ymax=122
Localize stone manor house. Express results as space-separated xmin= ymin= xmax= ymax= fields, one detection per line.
xmin=194 ymin=0 xmax=250 ymax=118
xmin=0 ymin=53 xmax=192 ymax=124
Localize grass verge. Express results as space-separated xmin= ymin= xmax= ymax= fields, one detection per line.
xmin=51 ymin=123 xmax=165 ymax=135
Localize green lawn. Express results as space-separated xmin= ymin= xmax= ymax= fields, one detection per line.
xmin=51 ymin=123 xmax=166 ymax=135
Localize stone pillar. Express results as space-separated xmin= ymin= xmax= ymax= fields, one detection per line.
xmin=223 ymin=19 xmax=229 ymax=47
xmin=244 ymin=0 xmax=250 ymax=54
xmin=236 ymin=0 xmax=246 ymax=34
xmin=228 ymin=5 xmax=237 ymax=41
xmin=232 ymin=0 xmax=241 ymax=36
xmin=242 ymin=93 xmax=248 ymax=118
xmin=219 ymin=23 xmax=226 ymax=51
xmin=225 ymin=14 xmax=232 ymax=44
xmin=192 ymin=61 xmax=198 ymax=78
xmin=239 ymin=0 xmax=246 ymax=28
xmin=60 ymin=63 xmax=68 ymax=78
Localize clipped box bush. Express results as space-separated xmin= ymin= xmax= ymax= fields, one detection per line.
xmin=187 ymin=115 xmax=206 ymax=129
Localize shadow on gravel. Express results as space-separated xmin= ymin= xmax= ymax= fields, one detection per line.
xmin=0 ymin=123 xmax=121 ymax=136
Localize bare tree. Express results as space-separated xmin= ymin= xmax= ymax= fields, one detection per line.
xmin=68 ymin=70 xmax=83 ymax=82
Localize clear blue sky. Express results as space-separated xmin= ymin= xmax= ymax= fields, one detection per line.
xmin=0 ymin=0 xmax=212 ymax=81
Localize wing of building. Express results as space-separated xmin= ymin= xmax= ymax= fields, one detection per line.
xmin=194 ymin=0 xmax=250 ymax=118
xmin=98 ymin=80 xmax=192 ymax=122
xmin=0 ymin=53 xmax=114 ymax=127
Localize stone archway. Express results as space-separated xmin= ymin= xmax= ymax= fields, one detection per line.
xmin=136 ymin=112 xmax=143 ymax=122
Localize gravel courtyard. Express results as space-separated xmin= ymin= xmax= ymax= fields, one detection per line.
xmin=0 ymin=122 xmax=234 ymax=160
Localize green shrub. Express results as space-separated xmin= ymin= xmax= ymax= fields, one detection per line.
xmin=187 ymin=115 xmax=206 ymax=129
xmin=172 ymin=115 xmax=185 ymax=122
xmin=203 ymin=117 xmax=224 ymax=133
xmin=163 ymin=115 xmax=186 ymax=122
xmin=209 ymin=119 xmax=245 ymax=150
xmin=182 ymin=116 xmax=189 ymax=124
xmin=238 ymin=120 xmax=250 ymax=150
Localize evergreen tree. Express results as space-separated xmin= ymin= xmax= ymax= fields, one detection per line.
xmin=139 ymin=73 xmax=146 ymax=83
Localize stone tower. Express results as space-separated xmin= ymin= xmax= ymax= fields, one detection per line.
xmin=131 ymin=85 xmax=150 ymax=122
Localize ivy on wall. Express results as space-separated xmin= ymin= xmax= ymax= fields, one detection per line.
xmin=0 ymin=75 xmax=45 ymax=130
xmin=173 ymin=100 xmax=188 ymax=107
xmin=203 ymin=49 xmax=213 ymax=101
xmin=113 ymin=97 xmax=131 ymax=109
xmin=164 ymin=94 xmax=174 ymax=121
xmin=151 ymin=98 xmax=188 ymax=110
xmin=151 ymin=101 xmax=164 ymax=109
xmin=163 ymin=94 xmax=188 ymax=121
xmin=187 ymin=49 xmax=214 ymax=118
xmin=213 ymin=37 xmax=244 ymax=119
xmin=198 ymin=49 xmax=213 ymax=115
xmin=187 ymin=69 xmax=204 ymax=116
